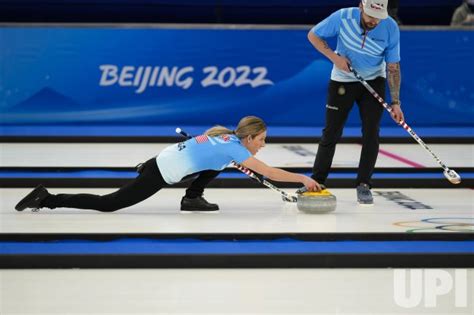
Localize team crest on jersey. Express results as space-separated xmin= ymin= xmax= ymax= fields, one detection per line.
xmin=221 ymin=135 xmax=230 ymax=142
xmin=338 ymin=85 xmax=346 ymax=95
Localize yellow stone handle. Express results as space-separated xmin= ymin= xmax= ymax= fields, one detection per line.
xmin=301 ymin=189 xmax=332 ymax=196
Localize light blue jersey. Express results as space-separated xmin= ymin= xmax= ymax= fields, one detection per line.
xmin=156 ymin=134 xmax=251 ymax=184
xmin=312 ymin=7 xmax=400 ymax=82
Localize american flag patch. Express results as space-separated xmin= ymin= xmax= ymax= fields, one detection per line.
xmin=195 ymin=135 xmax=209 ymax=144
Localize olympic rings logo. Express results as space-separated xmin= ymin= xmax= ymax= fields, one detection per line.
xmin=394 ymin=217 xmax=474 ymax=233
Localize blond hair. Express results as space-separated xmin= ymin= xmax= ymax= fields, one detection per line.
xmin=205 ymin=116 xmax=267 ymax=139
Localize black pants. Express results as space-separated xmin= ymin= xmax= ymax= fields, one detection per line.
xmin=42 ymin=158 xmax=220 ymax=212
xmin=312 ymin=77 xmax=385 ymax=187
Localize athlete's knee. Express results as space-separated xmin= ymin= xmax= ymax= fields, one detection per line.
xmin=361 ymin=126 xmax=380 ymax=139
xmin=320 ymin=130 xmax=342 ymax=146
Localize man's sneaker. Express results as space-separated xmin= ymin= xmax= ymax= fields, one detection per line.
xmin=356 ymin=183 xmax=373 ymax=205
xmin=180 ymin=196 xmax=219 ymax=212
xmin=15 ymin=185 xmax=50 ymax=211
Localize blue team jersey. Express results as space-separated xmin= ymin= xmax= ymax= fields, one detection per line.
xmin=311 ymin=7 xmax=400 ymax=82
xmin=156 ymin=134 xmax=251 ymax=184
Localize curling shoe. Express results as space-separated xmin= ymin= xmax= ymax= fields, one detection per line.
xmin=15 ymin=185 xmax=50 ymax=211
xmin=356 ymin=183 xmax=373 ymax=206
xmin=180 ymin=196 xmax=219 ymax=212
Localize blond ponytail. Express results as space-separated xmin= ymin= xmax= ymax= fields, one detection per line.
xmin=204 ymin=116 xmax=266 ymax=139
xmin=204 ymin=125 xmax=234 ymax=137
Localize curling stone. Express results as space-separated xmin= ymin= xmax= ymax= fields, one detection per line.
xmin=297 ymin=189 xmax=337 ymax=213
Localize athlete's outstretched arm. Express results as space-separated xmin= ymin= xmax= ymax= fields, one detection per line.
xmin=241 ymin=157 xmax=320 ymax=191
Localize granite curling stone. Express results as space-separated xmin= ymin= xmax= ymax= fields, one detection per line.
xmin=297 ymin=189 xmax=337 ymax=213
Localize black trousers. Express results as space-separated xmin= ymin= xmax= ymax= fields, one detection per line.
xmin=42 ymin=158 xmax=220 ymax=212
xmin=312 ymin=77 xmax=385 ymax=187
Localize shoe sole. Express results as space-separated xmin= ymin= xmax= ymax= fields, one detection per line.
xmin=357 ymin=201 xmax=374 ymax=206
xmin=180 ymin=210 xmax=220 ymax=214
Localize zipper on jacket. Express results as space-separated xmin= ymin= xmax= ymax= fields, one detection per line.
xmin=361 ymin=31 xmax=368 ymax=49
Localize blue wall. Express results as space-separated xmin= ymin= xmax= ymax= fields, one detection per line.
xmin=0 ymin=26 xmax=473 ymax=130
